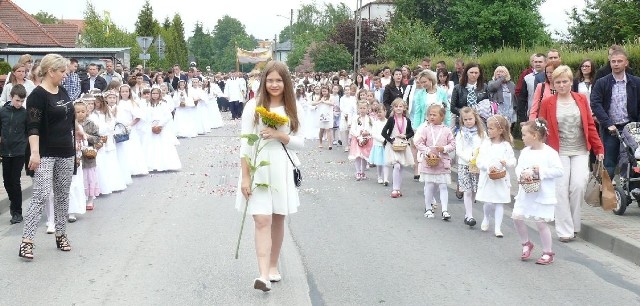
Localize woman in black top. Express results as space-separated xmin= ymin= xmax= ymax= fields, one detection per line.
xmin=19 ymin=54 xmax=79 ymax=260
xmin=383 ymin=68 xmax=406 ymax=116
xmin=451 ymin=63 xmax=490 ymax=119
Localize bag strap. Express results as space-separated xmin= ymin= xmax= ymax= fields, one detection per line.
xmin=535 ymin=83 xmax=545 ymax=118
xmin=281 ymin=143 xmax=299 ymax=170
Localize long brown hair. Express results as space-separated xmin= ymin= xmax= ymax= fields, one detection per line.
xmin=8 ymin=63 xmax=26 ymax=84
xmin=254 ymin=61 xmax=299 ymax=132
xmin=93 ymin=95 xmax=112 ymax=119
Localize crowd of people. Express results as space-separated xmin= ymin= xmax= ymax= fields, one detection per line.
xmin=283 ymin=45 xmax=635 ymax=269
xmin=0 ymin=54 xmax=251 ymax=259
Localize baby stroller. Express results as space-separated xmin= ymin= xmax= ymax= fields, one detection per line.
xmin=613 ymin=122 xmax=640 ymax=215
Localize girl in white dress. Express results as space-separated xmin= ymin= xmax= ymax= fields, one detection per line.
xmin=67 ymin=116 xmax=86 ymax=222
xmin=305 ymin=85 xmax=321 ymax=140
xmin=116 ymin=84 xmax=149 ymax=176
xmin=159 ymin=83 xmax=180 ymax=145
xmin=476 ymin=115 xmax=516 ymax=237
xmin=312 ymin=86 xmax=334 ymax=149
xmin=512 ymin=119 xmax=563 ymax=265
xmin=90 ymin=95 xmax=127 ymax=195
xmin=339 ymin=84 xmax=357 ymax=152
xmin=381 ymin=98 xmax=415 ymax=198
xmin=236 ymin=61 xmax=304 ymax=292
xmin=173 ymin=80 xmax=198 ymax=138
xmin=204 ymin=78 xmax=224 ymax=129
xmin=455 ymin=107 xmax=485 ymax=227
xmin=369 ymin=105 xmax=389 ymax=185
xmin=105 ymin=90 xmax=133 ymax=185
xmin=191 ymin=79 xmax=212 ymax=134
xmin=145 ymin=88 xmax=182 ymax=172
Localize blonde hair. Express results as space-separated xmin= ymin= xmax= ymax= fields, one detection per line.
xmin=38 ymin=54 xmax=69 ymax=79
xmin=390 ymin=98 xmax=407 ymax=116
xmin=552 ymin=65 xmax=573 ymax=82
xmin=458 ymin=107 xmax=486 ymax=139
xmin=417 ymin=69 xmax=437 ymax=91
xmin=494 ymin=66 xmax=511 ymax=82
xmin=487 ymin=115 xmax=513 ymax=145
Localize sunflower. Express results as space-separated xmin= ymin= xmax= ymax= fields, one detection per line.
xmin=256 ymin=106 xmax=289 ymax=128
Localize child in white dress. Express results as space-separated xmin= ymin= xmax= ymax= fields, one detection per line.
xmin=312 ymin=86 xmax=334 ymax=149
xmin=339 ymin=85 xmax=357 ymax=152
xmin=330 ymin=85 xmax=342 ymax=146
xmin=414 ymin=104 xmax=455 ymax=220
xmin=455 ymin=107 xmax=485 ymax=227
xmin=476 ymin=115 xmax=517 ymax=237
xmin=116 ymin=85 xmax=149 ymax=176
xmin=146 ymin=88 xmax=182 ymax=172
xmin=381 ymin=98 xmax=415 ymax=198
xmin=512 ymin=119 xmax=563 ymax=265
xmin=348 ymin=101 xmax=374 ymax=180
xmin=173 ymin=80 xmax=198 ymax=138
xmin=369 ymin=105 xmax=389 ymax=185
xmin=205 ymin=79 xmax=224 ymax=129
xmin=90 ymin=95 xmax=127 ymax=195
xmin=191 ymin=79 xmax=212 ymax=134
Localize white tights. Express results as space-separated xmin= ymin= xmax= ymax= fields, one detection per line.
xmin=514 ymin=220 xmax=553 ymax=253
xmin=483 ymin=202 xmax=504 ymax=231
xmin=424 ymin=182 xmax=448 ymax=212
xmin=464 ymin=191 xmax=475 ymax=218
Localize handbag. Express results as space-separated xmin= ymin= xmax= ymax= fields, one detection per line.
xmin=281 ymin=143 xmax=302 ymax=187
xmin=113 ymin=123 xmax=130 ymax=143
xmin=473 ymin=99 xmax=498 ymax=121
xmin=585 ymin=161 xmax=603 ymax=206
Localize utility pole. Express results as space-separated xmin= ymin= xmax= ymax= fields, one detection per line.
xmin=289 ymin=8 xmax=294 ymax=46
xmin=353 ymin=0 xmax=363 ymax=73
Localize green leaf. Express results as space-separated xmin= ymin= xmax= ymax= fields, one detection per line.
xmin=255 ymin=183 xmax=270 ymax=188
xmin=241 ymin=134 xmax=260 ymax=146
xmin=257 ymin=160 xmax=271 ymax=167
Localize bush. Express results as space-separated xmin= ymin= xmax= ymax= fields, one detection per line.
xmin=311 ymin=41 xmax=352 ymax=72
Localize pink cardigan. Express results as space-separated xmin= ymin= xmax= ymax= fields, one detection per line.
xmin=414 ymin=124 xmax=455 ymax=174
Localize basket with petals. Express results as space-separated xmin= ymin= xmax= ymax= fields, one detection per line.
xmin=519 ymin=179 xmax=541 ymax=193
xmin=489 ymin=169 xmax=506 ymax=180
xmin=426 ymin=155 xmax=441 ymax=167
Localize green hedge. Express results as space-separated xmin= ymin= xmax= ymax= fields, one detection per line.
xmin=367 ymin=43 xmax=640 ymax=80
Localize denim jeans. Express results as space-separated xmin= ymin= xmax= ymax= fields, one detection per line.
xmin=602 ymin=126 xmax=621 ymax=179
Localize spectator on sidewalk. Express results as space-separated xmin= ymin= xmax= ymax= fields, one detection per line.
xmin=487 ymin=66 xmax=517 ymax=125
xmin=100 ymin=59 xmax=123 ymax=85
xmin=591 ymin=49 xmax=640 ymax=179
xmin=516 ymin=53 xmax=545 ymax=122
xmin=595 ymin=44 xmax=633 ymax=82
xmin=80 ymin=63 xmax=107 ymax=93
xmin=451 ymin=63 xmax=490 ymax=121
xmin=538 ymin=65 xmax=604 ymax=242
xmin=0 ymin=84 xmax=28 ymax=224
xmin=528 ymin=62 xmax=559 ymax=120
xmin=62 ymin=58 xmax=81 ymax=101
xmin=534 ymin=49 xmax=562 ymax=89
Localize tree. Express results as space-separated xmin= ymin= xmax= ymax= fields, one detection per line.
xmin=134 ymin=0 xmax=161 ymax=68
xmin=81 ymin=2 xmax=134 ymax=48
xmin=169 ymin=13 xmax=189 ymax=69
xmin=330 ymin=19 xmax=387 ymax=64
xmin=209 ymin=15 xmax=255 ymax=72
xmin=567 ymin=0 xmax=640 ymax=49
xmin=376 ymin=17 xmax=441 ymax=65
xmin=310 ymin=42 xmax=352 ymax=72
xmin=188 ymin=22 xmax=215 ymax=68
xmin=32 ymin=11 xmax=59 ymax=24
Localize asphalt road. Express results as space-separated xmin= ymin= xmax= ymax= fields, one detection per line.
xmin=0 ymin=120 xmax=639 ymax=305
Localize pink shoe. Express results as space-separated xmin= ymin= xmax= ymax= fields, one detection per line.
xmin=391 ymin=190 xmax=400 ymax=198
xmin=355 ymin=173 xmax=362 ymax=181
xmin=521 ymin=241 xmax=534 ymax=260
xmin=536 ymin=251 xmax=555 ymax=265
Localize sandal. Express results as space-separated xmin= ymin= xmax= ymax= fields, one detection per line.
xmin=390 ymin=190 xmax=400 ymax=198
xmin=55 ymin=234 xmax=72 ymax=252
xmin=19 ymin=240 xmax=34 ymax=259
xmin=521 ymin=241 xmax=534 ymax=260
xmin=86 ymin=202 xmax=94 ymax=210
xmin=535 ymin=251 xmax=555 ymax=265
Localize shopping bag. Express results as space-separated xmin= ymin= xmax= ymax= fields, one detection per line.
xmin=585 ymin=162 xmax=603 ymax=207
xmin=601 ymin=167 xmax=616 ymax=211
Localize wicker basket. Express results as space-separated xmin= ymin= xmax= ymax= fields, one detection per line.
xmin=489 ymin=169 xmax=507 ymax=180
xmin=426 ymin=156 xmax=440 ymax=167
xmin=81 ymin=148 xmax=97 ymax=159
xmin=392 ymin=140 xmax=408 ymax=152
xmin=520 ymin=179 xmax=541 ymax=193
xmin=468 ymin=164 xmax=479 ymax=174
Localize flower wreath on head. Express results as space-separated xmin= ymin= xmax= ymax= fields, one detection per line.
xmin=534 ymin=118 xmax=548 ymax=136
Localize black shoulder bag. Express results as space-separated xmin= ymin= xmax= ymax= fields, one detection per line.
xmin=282 ymin=143 xmax=302 ymax=187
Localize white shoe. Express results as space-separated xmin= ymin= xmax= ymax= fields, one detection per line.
xmin=442 ymin=211 xmax=451 ymax=221
xmin=269 ymin=274 xmax=282 ymax=282
xmin=46 ymin=223 xmax=55 ymax=234
xmin=424 ymin=210 xmax=434 ymax=218
xmin=68 ymin=214 xmax=77 ymax=223
xmin=377 ymin=178 xmax=383 ymax=184
xmin=481 ymin=220 xmax=489 ymax=231
xmin=495 ymin=230 xmax=504 ymax=238
xmin=253 ymin=278 xmax=271 ymax=292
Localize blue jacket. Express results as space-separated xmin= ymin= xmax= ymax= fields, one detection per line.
xmin=590 ymin=73 xmax=640 ymax=128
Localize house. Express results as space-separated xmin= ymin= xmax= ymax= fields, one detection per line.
xmin=274 ymin=40 xmax=292 ymax=63
xmin=0 ymin=0 xmax=79 ymax=48
xmin=356 ymin=0 xmax=395 ymax=22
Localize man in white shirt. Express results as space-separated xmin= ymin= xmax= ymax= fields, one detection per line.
xmin=517 ymin=53 xmax=546 ymax=122
xmin=225 ymin=71 xmax=246 ymax=120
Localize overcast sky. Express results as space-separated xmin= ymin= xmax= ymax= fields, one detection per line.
xmin=15 ymin=0 xmax=586 ymax=41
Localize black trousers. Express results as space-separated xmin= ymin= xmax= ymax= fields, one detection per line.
xmin=230 ymin=100 xmax=241 ymax=119
xmin=2 ymin=156 xmax=24 ymax=215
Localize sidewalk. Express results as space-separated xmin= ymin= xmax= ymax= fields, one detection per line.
xmin=450 ymin=149 xmax=640 ymax=266
xmin=0 ymin=174 xmax=32 ymax=216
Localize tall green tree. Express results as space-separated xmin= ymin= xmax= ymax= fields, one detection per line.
xmin=377 ymin=16 xmax=441 ymax=65
xmin=32 ymin=11 xmax=59 ymax=24
xmin=568 ymin=0 xmax=640 ymax=49
xmin=310 ymin=42 xmax=352 ymax=72
xmin=168 ymin=13 xmax=188 ymax=69
xmin=330 ymin=19 xmax=387 ymax=64
xmin=134 ymin=0 xmax=158 ymax=37
xmin=188 ymin=22 xmax=215 ymax=68
xmin=209 ymin=15 xmax=255 ymax=72
xmin=81 ymin=2 xmax=134 ymax=48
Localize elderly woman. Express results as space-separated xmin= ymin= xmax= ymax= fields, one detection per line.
xmin=538 ymin=65 xmax=604 ymax=242
xmin=19 ymin=54 xmax=81 ymax=259
xmin=487 ymin=66 xmax=517 ymax=125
